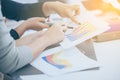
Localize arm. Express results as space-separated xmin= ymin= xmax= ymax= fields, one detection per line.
xmin=16 ymin=23 xmax=65 ymax=59
xmin=0 ymin=20 xmax=65 ymax=74
xmin=0 ymin=21 xmax=33 ymax=74
xmin=1 ymin=0 xmax=80 ymax=23
xmin=15 ymin=31 xmax=45 ymax=46
xmin=0 ymin=20 xmax=47 ymax=74
xmin=10 ymin=17 xmax=48 ymax=39
xmin=42 ymin=1 xmax=80 ymax=24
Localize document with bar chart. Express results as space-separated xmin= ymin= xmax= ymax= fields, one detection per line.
xmin=60 ymin=13 xmax=110 ymax=49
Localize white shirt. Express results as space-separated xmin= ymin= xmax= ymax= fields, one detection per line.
xmin=0 ymin=4 xmax=33 ymax=74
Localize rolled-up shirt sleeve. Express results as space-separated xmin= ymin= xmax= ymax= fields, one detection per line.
xmin=0 ymin=21 xmax=33 ymax=74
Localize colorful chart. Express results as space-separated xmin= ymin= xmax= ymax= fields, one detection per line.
xmin=66 ymin=22 xmax=97 ymax=41
xmin=42 ymin=51 xmax=71 ymax=69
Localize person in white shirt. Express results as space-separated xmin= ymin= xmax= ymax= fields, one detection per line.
xmin=0 ymin=1 xmax=80 ymax=74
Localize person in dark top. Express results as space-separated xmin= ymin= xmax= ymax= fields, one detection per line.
xmin=1 ymin=0 xmax=79 ymax=40
xmin=1 ymin=0 xmax=67 ymax=21
xmin=1 ymin=0 xmax=45 ymax=21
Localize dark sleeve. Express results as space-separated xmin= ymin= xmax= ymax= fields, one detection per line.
xmin=1 ymin=0 xmax=44 ymax=21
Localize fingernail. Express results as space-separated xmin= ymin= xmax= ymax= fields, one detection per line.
xmin=78 ymin=22 xmax=81 ymax=25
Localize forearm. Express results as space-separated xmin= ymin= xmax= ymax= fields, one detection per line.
xmin=0 ymin=21 xmax=33 ymax=74
xmin=16 ymin=31 xmax=44 ymax=46
xmin=27 ymin=35 xmax=49 ymax=59
xmin=42 ymin=2 xmax=57 ymax=17
xmin=26 ymin=23 xmax=65 ymax=59
xmin=14 ymin=23 xmax=27 ymax=37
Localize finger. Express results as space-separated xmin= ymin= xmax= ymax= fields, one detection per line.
xmin=52 ymin=23 xmax=65 ymax=32
xmin=52 ymin=21 xmax=66 ymax=28
xmin=75 ymin=8 xmax=80 ymax=16
xmin=71 ymin=5 xmax=80 ymax=16
xmin=61 ymin=26 xmax=68 ymax=32
xmin=68 ymin=13 xmax=80 ymax=24
xmin=75 ymin=5 xmax=80 ymax=15
xmin=38 ymin=23 xmax=49 ymax=28
xmin=35 ymin=17 xmax=46 ymax=22
xmin=54 ymin=23 xmax=67 ymax=32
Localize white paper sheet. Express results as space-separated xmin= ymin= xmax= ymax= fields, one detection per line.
xmin=31 ymin=46 xmax=98 ymax=76
xmin=20 ymin=75 xmax=52 ymax=80
xmin=60 ymin=3 xmax=110 ymax=49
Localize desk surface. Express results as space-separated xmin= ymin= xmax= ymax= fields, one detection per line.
xmin=19 ymin=40 xmax=120 ymax=80
xmin=59 ymin=40 xmax=120 ymax=80
xmin=6 ymin=6 xmax=120 ymax=79
xmin=6 ymin=20 xmax=120 ymax=80
xmin=63 ymin=40 xmax=120 ymax=80
xmin=4 ymin=1 xmax=120 ymax=79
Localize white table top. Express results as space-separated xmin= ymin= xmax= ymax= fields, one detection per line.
xmin=21 ymin=40 xmax=120 ymax=80
xmin=58 ymin=40 xmax=120 ymax=80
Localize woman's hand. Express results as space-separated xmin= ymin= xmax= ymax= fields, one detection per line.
xmin=15 ymin=17 xmax=49 ymax=37
xmin=27 ymin=23 xmax=65 ymax=58
xmin=22 ymin=17 xmax=49 ymax=31
xmin=16 ymin=31 xmax=45 ymax=46
xmin=43 ymin=23 xmax=65 ymax=46
xmin=43 ymin=1 xmax=80 ymax=24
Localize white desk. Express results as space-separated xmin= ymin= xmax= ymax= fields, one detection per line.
xmin=7 ymin=16 xmax=119 ymax=80
xmin=57 ymin=40 xmax=120 ymax=80
xmin=21 ymin=40 xmax=120 ymax=80
xmin=6 ymin=19 xmax=120 ymax=80
xmin=56 ymin=40 xmax=120 ymax=80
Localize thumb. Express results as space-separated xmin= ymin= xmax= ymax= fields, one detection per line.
xmin=72 ymin=5 xmax=80 ymax=16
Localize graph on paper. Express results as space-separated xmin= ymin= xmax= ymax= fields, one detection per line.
xmin=31 ymin=46 xmax=99 ymax=76
xmin=42 ymin=51 xmax=72 ymax=69
xmin=66 ymin=22 xmax=97 ymax=41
